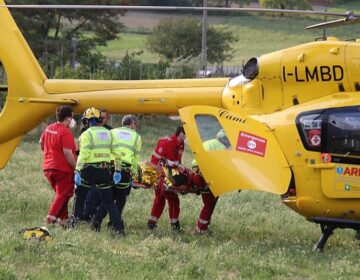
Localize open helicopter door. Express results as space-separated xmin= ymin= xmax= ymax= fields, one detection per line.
xmin=179 ymin=105 xmax=291 ymax=197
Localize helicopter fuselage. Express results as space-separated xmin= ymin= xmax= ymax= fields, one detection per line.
xmin=218 ymin=37 xmax=360 ymax=221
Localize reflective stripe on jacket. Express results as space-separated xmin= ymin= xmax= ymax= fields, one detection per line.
xmin=111 ymin=126 xmax=142 ymax=174
xmin=76 ymin=126 xmax=118 ymax=171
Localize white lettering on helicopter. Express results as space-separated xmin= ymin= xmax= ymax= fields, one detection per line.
xmin=219 ymin=110 xmax=246 ymax=123
xmin=282 ymin=65 xmax=344 ymax=82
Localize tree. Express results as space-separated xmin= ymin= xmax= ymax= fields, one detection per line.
xmin=148 ymin=17 xmax=238 ymax=64
xmin=259 ymin=0 xmax=311 ymax=10
xmin=5 ymin=0 xmax=129 ymax=72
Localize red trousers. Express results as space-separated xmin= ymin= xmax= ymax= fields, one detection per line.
xmin=197 ymin=192 xmax=217 ymax=231
xmin=149 ymin=187 xmax=180 ymax=222
xmin=188 ymin=173 xmax=217 ymax=231
xmin=44 ymin=170 xmax=74 ymax=221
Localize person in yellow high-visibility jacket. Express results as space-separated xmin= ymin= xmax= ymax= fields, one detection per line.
xmin=73 ymin=108 xmax=113 ymax=223
xmin=75 ymin=107 xmax=124 ymax=235
xmin=94 ymin=114 xmax=142 ymax=234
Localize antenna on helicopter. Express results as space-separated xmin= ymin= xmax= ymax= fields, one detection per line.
xmin=323 ymin=9 xmax=327 ymax=40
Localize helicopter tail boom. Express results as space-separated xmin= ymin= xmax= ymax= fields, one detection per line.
xmin=44 ymin=78 xmax=228 ymax=114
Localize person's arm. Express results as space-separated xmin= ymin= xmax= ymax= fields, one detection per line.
xmin=39 ymin=133 xmax=44 ymax=151
xmin=75 ymin=131 xmax=91 ymax=171
xmin=177 ymin=145 xmax=184 ymax=163
xmin=63 ymin=148 xmax=76 ymax=169
xmin=152 ymin=139 xmax=166 ymax=165
xmin=61 ymin=131 xmax=77 ymax=170
xmin=132 ymin=135 xmax=142 ymax=174
xmin=110 ymin=130 xmax=122 ymax=171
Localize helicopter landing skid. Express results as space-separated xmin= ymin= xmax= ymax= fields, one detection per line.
xmin=312 ymin=217 xmax=360 ymax=252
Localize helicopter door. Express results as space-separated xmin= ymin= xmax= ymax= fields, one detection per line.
xmin=320 ymin=106 xmax=360 ymax=198
xmin=179 ymin=105 xmax=291 ymax=197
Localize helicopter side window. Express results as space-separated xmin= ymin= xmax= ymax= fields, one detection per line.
xmin=0 ymin=61 xmax=7 ymax=114
xmin=296 ymin=112 xmax=323 ymax=152
xmin=325 ymin=110 xmax=360 ymax=156
xmin=195 ymin=115 xmax=232 ymax=150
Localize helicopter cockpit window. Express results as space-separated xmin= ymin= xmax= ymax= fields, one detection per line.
xmin=195 ymin=115 xmax=232 ymax=150
xmin=0 ymin=62 xmax=7 ymax=114
xmin=325 ymin=110 xmax=360 ymax=156
xmin=297 ymin=113 xmax=322 ymax=151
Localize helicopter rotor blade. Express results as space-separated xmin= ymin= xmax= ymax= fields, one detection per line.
xmin=0 ymin=5 xmax=349 ymax=17
xmin=305 ymin=12 xmax=360 ymax=30
xmin=1 ymin=4 xmax=358 ymax=30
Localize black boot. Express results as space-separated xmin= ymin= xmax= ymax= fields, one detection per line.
xmin=171 ymin=221 xmax=181 ymax=231
xmin=148 ymin=220 xmax=157 ymax=230
xmin=90 ymin=217 xmax=101 ymax=232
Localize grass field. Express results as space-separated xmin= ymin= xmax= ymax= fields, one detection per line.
xmin=99 ymin=2 xmax=360 ymax=66
xmin=2 ymin=116 xmax=360 ymax=279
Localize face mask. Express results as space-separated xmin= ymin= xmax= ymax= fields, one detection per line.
xmin=69 ymin=118 xmax=76 ymax=129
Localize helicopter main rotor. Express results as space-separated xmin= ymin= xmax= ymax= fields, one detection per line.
xmin=0 ymin=4 xmax=358 ymax=30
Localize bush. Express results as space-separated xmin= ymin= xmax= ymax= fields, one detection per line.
xmin=52 ymin=52 xmax=196 ymax=80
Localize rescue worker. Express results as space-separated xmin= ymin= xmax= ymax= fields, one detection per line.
xmin=39 ymin=105 xmax=77 ymax=226
xmin=94 ymin=114 xmax=142 ymax=234
xmin=148 ymin=125 xmax=186 ymax=231
xmin=192 ymin=129 xmax=231 ymax=234
xmin=73 ymin=108 xmax=113 ymax=222
xmin=190 ymin=159 xmax=218 ymax=234
xmin=203 ymin=129 xmax=230 ymax=151
xmin=72 ymin=110 xmax=92 ymax=222
xmin=74 ymin=107 xmax=124 ymax=235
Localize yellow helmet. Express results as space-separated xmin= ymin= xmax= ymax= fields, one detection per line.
xmin=19 ymin=226 xmax=52 ymax=242
xmin=84 ymin=107 xmax=101 ymax=120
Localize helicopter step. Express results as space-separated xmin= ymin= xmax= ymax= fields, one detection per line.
xmin=312 ymin=217 xmax=360 ymax=252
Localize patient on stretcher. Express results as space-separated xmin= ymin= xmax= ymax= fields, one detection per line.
xmin=133 ymin=161 xmax=209 ymax=194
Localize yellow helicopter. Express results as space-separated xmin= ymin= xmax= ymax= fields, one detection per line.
xmin=0 ymin=2 xmax=360 ymax=251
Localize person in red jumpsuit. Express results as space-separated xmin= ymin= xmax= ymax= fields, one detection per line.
xmin=147 ymin=125 xmax=186 ymax=231
xmin=189 ymin=160 xmax=218 ymax=234
xmin=39 ymin=105 xmax=77 ymax=226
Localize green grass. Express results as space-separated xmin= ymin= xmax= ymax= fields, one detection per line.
xmin=98 ymin=33 xmax=160 ymax=64
xmin=2 ymin=116 xmax=360 ymax=279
